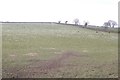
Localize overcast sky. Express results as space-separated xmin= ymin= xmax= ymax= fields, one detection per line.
xmin=0 ymin=0 xmax=119 ymax=26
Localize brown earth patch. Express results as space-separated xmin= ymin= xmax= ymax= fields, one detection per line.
xmin=3 ymin=51 xmax=88 ymax=78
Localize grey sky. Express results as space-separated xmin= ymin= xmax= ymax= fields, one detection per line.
xmin=0 ymin=0 xmax=119 ymax=26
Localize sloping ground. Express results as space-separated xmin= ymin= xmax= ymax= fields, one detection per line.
xmin=56 ymin=23 xmax=119 ymax=33
xmin=2 ymin=23 xmax=118 ymax=78
xmin=3 ymin=51 xmax=117 ymax=78
xmin=3 ymin=51 xmax=83 ymax=78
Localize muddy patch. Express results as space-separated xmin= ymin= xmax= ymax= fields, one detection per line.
xmin=4 ymin=51 xmax=87 ymax=78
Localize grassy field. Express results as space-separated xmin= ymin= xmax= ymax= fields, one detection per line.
xmin=2 ymin=23 xmax=118 ymax=78
xmin=57 ymin=23 xmax=119 ymax=33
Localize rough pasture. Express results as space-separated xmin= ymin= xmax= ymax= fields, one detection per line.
xmin=2 ymin=23 xmax=118 ymax=78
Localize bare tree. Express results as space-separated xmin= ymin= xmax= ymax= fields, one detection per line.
xmin=83 ymin=21 xmax=89 ymax=27
xmin=108 ymin=20 xmax=117 ymax=28
xmin=58 ymin=21 xmax=61 ymax=24
xmin=103 ymin=22 xmax=110 ymax=32
xmin=73 ymin=18 xmax=79 ymax=25
xmin=103 ymin=22 xmax=109 ymax=28
xmin=65 ymin=21 xmax=68 ymax=24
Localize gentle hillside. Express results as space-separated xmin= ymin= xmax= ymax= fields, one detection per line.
xmin=2 ymin=23 xmax=118 ymax=78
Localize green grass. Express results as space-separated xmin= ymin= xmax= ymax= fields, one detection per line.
xmin=2 ymin=23 xmax=118 ymax=78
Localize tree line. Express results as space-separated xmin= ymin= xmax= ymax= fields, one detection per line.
xmin=58 ymin=18 xmax=117 ymax=28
